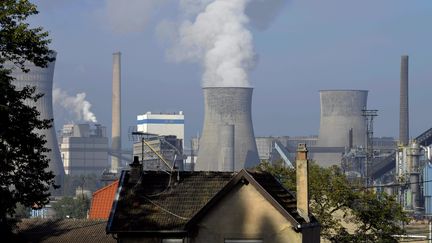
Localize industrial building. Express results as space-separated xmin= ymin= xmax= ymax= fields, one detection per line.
xmin=137 ymin=111 xmax=185 ymax=143
xmin=132 ymin=134 xmax=184 ymax=171
xmin=196 ymin=87 xmax=260 ymax=171
xmin=6 ymin=52 xmax=65 ymax=186
xmin=316 ymin=90 xmax=368 ymax=167
xmin=60 ymin=123 xmax=110 ymax=175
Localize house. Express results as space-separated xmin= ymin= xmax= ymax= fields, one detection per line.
xmin=106 ymin=144 xmax=320 ymax=243
xmin=89 ymin=180 xmax=119 ymax=220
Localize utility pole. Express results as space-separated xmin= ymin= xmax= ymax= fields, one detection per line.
xmin=362 ymin=109 xmax=378 ymax=187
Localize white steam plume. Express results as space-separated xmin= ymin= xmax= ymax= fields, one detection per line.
xmin=53 ymin=87 xmax=97 ymax=123
xmin=170 ymin=0 xmax=255 ymax=87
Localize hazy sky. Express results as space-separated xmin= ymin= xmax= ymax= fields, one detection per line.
xmin=30 ymin=0 xmax=432 ymax=149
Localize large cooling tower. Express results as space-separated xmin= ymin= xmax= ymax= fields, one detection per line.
xmin=111 ymin=52 xmax=121 ymax=172
xmin=8 ymin=52 xmax=65 ymax=185
xmin=318 ymin=90 xmax=368 ymax=148
xmin=400 ymin=55 xmax=409 ymax=146
xmin=196 ymin=87 xmax=259 ymax=171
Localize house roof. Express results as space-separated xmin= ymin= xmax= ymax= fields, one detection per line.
xmin=106 ymin=169 xmax=318 ymax=235
xmin=89 ymin=180 xmax=119 ymax=220
xmin=15 ymin=219 xmax=115 ymax=243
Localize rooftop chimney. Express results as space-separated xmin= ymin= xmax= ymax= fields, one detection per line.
xmin=129 ymin=156 xmax=141 ymax=184
xmin=111 ymin=52 xmax=121 ymax=172
xmin=400 ymin=55 xmax=409 ymax=146
xmin=296 ymin=143 xmax=310 ymax=223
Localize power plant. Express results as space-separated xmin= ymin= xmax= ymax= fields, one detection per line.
xmin=314 ymin=90 xmax=368 ymax=166
xmin=195 ymin=87 xmax=259 ymax=171
xmin=318 ymin=90 xmax=368 ymax=148
xmin=111 ymin=52 xmax=122 ymax=172
xmin=7 ymin=52 xmax=65 ymax=186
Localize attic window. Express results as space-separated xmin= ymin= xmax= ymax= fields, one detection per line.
xmin=162 ymin=239 xmax=183 ymax=243
xmin=224 ymin=240 xmax=263 ymax=243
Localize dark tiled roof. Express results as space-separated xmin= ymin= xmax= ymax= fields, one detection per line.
xmin=108 ymin=171 xmax=234 ymax=232
xmin=107 ymin=170 xmax=318 ymax=234
xmin=15 ymin=219 xmax=114 ymax=243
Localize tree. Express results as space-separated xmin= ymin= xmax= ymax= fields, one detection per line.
xmin=0 ymin=0 xmax=56 ymax=234
xmin=258 ymin=161 xmax=409 ymax=242
xmin=52 ymin=196 xmax=90 ymax=219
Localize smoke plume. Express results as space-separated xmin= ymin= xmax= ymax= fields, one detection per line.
xmin=170 ymin=0 xmax=255 ymax=87
xmin=53 ymin=87 xmax=97 ymax=123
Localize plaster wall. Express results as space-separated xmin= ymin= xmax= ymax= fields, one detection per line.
xmin=192 ymin=183 xmax=308 ymax=243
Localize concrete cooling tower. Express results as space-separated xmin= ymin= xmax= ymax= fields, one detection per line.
xmin=8 ymin=52 xmax=65 ymax=186
xmin=196 ymin=87 xmax=259 ymax=171
xmin=318 ymin=90 xmax=368 ymax=148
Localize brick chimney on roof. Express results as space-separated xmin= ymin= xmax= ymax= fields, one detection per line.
xmin=129 ymin=156 xmax=142 ymax=184
xmin=296 ymin=143 xmax=310 ymax=223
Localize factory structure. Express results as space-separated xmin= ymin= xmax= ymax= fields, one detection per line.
xmin=59 ymin=123 xmax=110 ymax=175
xmin=13 ymin=48 xmax=431 ymax=219
xmin=195 ymin=87 xmax=260 ymax=171
xmin=7 ymin=52 xmax=65 ymax=187
xmin=136 ymin=111 xmax=184 ymax=143
xmin=132 ymin=111 xmax=185 ymax=171
xmin=111 ymin=52 xmax=122 ymax=173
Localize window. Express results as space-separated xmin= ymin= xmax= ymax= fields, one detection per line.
xmin=225 ymin=240 xmax=263 ymax=243
xmin=162 ymin=239 xmax=183 ymax=243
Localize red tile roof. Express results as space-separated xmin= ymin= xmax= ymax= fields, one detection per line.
xmin=88 ymin=180 xmax=119 ymax=220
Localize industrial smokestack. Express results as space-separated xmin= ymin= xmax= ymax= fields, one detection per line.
xmin=111 ymin=52 xmax=121 ymax=172
xmin=7 ymin=52 xmax=65 ymax=187
xmin=318 ymin=90 xmax=368 ymax=148
xmin=400 ymin=55 xmax=409 ymax=146
xmin=196 ymin=87 xmax=259 ymax=171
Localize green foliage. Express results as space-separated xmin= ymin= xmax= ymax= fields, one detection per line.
xmin=14 ymin=203 xmax=30 ymax=219
xmin=52 ymin=196 xmax=90 ymax=219
xmin=0 ymin=0 xmax=55 ymax=234
xmin=258 ymin=161 xmax=408 ymax=242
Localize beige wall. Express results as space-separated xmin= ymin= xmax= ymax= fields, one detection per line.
xmin=118 ymin=182 xmax=320 ymax=243
xmin=192 ymin=183 xmax=307 ymax=243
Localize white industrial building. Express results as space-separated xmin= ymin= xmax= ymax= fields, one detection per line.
xmin=137 ymin=111 xmax=184 ymax=143
xmin=60 ymin=123 xmax=110 ymax=175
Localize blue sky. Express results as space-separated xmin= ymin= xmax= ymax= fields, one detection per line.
xmin=30 ymin=0 xmax=432 ymax=148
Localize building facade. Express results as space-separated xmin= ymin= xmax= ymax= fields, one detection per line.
xmin=137 ymin=111 xmax=184 ymax=143
xmin=60 ymin=123 xmax=109 ymax=175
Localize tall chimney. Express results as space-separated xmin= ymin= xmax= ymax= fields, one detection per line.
xmin=400 ymin=55 xmax=409 ymax=146
xmin=296 ymin=143 xmax=310 ymax=223
xmin=111 ymin=52 xmax=121 ymax=172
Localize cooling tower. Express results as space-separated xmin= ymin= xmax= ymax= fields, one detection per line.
xmin=111 ymin=52 xmax=121 ymax=172
xmin=318 ymin=90 xmax=368 ymax=148
xmin=400 ymin=55 xmax=409 ymax=146
xmin=8 ymin=52 xmax=65 ymax=186
xmin=196 ymin=87 xmax=259 ymax=171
